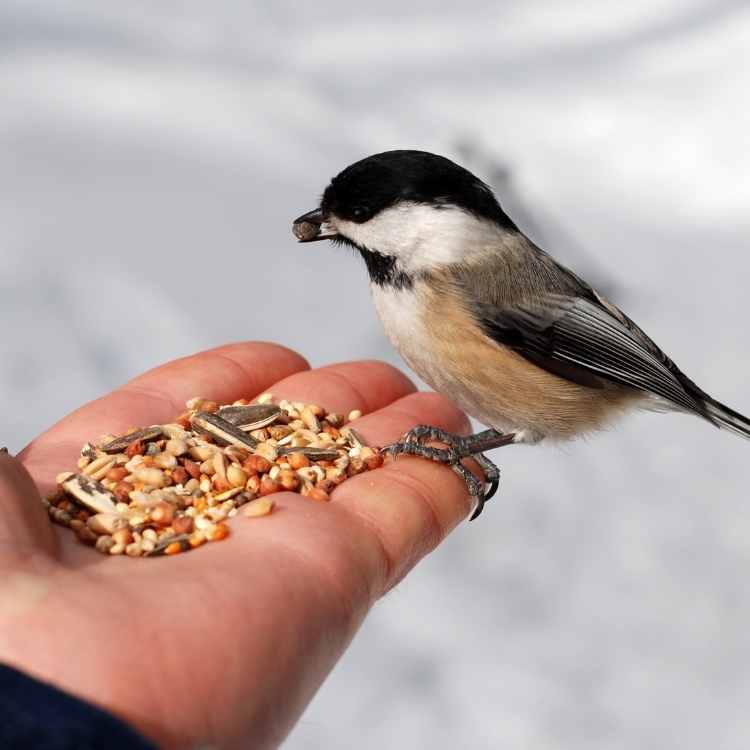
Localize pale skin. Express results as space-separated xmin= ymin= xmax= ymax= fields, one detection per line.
xmin=0 ymin=341 xmax=478 ymax=749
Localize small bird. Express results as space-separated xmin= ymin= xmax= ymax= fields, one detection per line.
xmin=293 ymin=150 xmax=749 ymax=519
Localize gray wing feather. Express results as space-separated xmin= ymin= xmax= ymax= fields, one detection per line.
xmin=476 ymin=293 xmax=708 ymax=416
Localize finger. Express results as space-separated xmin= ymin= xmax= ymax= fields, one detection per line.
xmin=21 ymin=342 xmax=309 ymax=489
xmin=332 ymin=391 xmax=479 ymax=595
xmin=0 ymin=451 xmax=56 ymax=559
xmin=267 ymin=360 xmax=416 ymax=416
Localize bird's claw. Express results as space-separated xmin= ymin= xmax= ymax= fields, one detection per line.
xmin=380 ymin=428 xmax=501 ymax=520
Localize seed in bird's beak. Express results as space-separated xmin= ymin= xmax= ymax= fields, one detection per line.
xmin=293 ymin=208 xmax=338 ymax=242
xmin=292 ymin=221 xmax=321 ymax=242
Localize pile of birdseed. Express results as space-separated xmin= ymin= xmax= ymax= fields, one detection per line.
xmin=44 ymin=394 xmax=383 ymax=557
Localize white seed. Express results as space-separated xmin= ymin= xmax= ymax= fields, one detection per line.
xmin=142 ymin=528 xmax=158 ymax=542
xmin=125 ymin=542 xmax=142 ymax=557
xmin=165 ymin=438 xmax=188 ymax=456
xmin=140 ymin=539 xmax=155 ymax=554
xmin=254 ymin=442 xmax=278 ymax=462
xmin=133 ymin=467 xmax=166 ymax=488
xmin=243 ymin=498 xmax=275 ymax=518
xmin=226 ymin=465 xmax=248 ymax=488
xmin=208 ymin=507 xmax=227 ymax=522
xmin=124 ymin=456 xmax=144 ymax=473
xmin=347 ymin=409 xmax=362 ymax=422
xmin=257 ymin=393 xmax=273 ymax=404
xmin=183 ymin=478 xmax=199 ymax=493
xmin=154 ymin=452 xmax=177 ymax=470
xmin=189 ymin=444 xmax=216 ymax=462
xmin=87 ymin=513 xmax=129 ymax=535
xmin=212 ymin=452 xmax=227 ymax=482
xmin=199 ymin=459 xmax=215 ymax=476
xmin=213 ymin=487 xmax=243 ymax=502
xmin=161 ymin=423 xmax=191 ymax=440
xmin=109 ymin=543 xmax=126 ymax=556
xmin=76 ymin=457 xmax=90 ymax=470
xmin=199 ymin=477 xmax=212 ymax=494
xmin=300 ymin=407 xmax=320 ymax=432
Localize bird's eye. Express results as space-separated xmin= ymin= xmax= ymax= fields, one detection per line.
xmin=351 ymin=205 xmax=370 ymax=223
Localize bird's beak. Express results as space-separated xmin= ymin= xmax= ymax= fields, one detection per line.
xmin=292 ymin=208 xmax=339 ymax=242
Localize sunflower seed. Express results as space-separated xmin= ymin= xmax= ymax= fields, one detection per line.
xmin=217 ymin=404 xmax=282 ymax=431
xmin=100 ymin=427 xmax=163 ymax=454
xmin=276 ymin=446 xmax=340 ymax=461
xmin=61 ymin=474 xmax=119 ymax=514
xmin=293 ymin=220 xmax=320 ymax=241
xmin=190 ymin=412 xmax=259 ymax=449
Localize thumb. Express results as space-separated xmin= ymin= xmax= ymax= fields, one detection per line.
xmin=0 ymin=450 xmax=57 ymax=561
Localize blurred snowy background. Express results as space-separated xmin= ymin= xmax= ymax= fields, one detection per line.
xmin=2 ymin=1 xmax=750 ymax=747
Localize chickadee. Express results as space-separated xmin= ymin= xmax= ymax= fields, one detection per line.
xmin=293 ymin=150 xmax=749 ymax=519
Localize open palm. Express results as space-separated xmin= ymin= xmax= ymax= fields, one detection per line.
xmin=0 ymin=342 xmax=475 ymax=749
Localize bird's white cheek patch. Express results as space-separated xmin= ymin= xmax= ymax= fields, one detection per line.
xmin=334 ymin=203 xmax=503 ymax=273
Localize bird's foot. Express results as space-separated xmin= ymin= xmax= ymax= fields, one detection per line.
xmin=381 ymin=426 xmax=514 ymax=520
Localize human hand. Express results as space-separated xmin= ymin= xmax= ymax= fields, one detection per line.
xmin=0 ymin=342 xmax=475 ymax=749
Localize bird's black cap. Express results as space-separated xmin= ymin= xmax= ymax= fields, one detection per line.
xmin=321 ymin=149 xmax=518 ymax=230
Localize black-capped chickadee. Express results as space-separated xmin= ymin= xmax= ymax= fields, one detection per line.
xmin=293 ymin=150 xmax=749 ymax=519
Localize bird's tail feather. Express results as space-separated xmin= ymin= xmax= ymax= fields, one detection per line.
xmin=704 ymin=397 xmax=750 ymax=440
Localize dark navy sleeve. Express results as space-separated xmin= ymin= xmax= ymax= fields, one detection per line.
xmin=0 ymin=664 xmax=157 ymax=749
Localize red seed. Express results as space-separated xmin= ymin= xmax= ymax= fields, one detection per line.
xmin=259 ymin=477 xmax=281 ymax=496
xmin=287 ymin=452 xmax=310 ymax=470
xmin=150 ymin=502 xmax=174 ymax=526
xmin=211 ymin=522 xmax=230 ymax=541
xmin=172 ymin=515 xmax=194 ymax=534
xmin=182 ymin=459 xmax=201 ymax=479
xmin=212 ymin=476 xmax=231 ymax=493
xmin=243 ymin=455 xmax=272 ymax=475
xmin=106 ymin=466 xmax=129 ymax=482
xmin=125 ymin=440 xmax=144 ymax=458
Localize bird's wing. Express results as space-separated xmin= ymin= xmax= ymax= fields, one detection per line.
xmin=474 ymin=291 xmax=710 ymax=417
